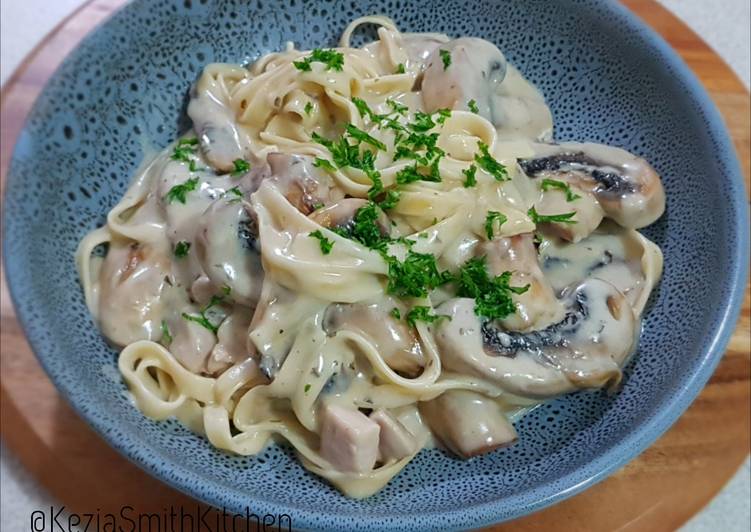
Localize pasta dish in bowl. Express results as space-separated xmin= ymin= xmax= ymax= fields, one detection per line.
xmin=77 ymin=15 xmax=665 ymax=498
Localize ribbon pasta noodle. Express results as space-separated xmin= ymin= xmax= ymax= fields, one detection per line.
xmin=77 ymin=16 xmax=665 ymax=497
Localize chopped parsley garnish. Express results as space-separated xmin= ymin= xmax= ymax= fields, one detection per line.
xmin=435 ymin=108 xmax=452 ymax=125
xmin=456 ymin=256 xmax=530 ymax=320
xmin=406 ymin=306 xmax=451 ymax=327
xmin=164 ymin=177 xmax=199 ymax=204
xmin=527 ymin=205 xmax=577 ymax=225
xmin=395 ymin=163 xmax=441 ymax=185
xmin=378 ymin=189 xmax=400 ymax=210
xmin=313 ymin=157 xmax=336 ymax=171
xmin=462 ymin=165 xmax=478 ymax=187
xmin=468 ymin=99 xmax=479 ymax=114
xmin=182 ymin=312 xmax=218 ymax=334
xmin=160 ymin=320 xmax=172 ymax=346
xmin=439 ymin=49 xmax=451 ymax=70
xmin=387 ymin=99 xmax=408 ymax=115
xmin=231 ymin=158 xmax=250 ymax=176
xmin=304 ymin=101 xmax=313 ymax=116
xmin=181 ymin=291 xmax=227 ymax=334
xmin=171 ymin=137 xmax=198 ymax=162
xmin=540 ymin=178 xmax=581 ymax=202
xmin=390 ymin=308 xmax=401 ymax=319
xmin=334 ymin=201 xmax=391 ymax=251
xmin=411 ymin=112 xmax=436 ymax=132
xmin=352 ymin=97 xmax=382 ymax=123
xmin=304 ymin=384 xmax=312 ymax=393
xmin=474 ymin=142 xmax=509 ymax=181
xmin=311 ymin=131 xmax=382 ymax=190
xmin=484 ymin=211 xmax=507 ymax=239
xmin=345 ymin=124 xmax=386 ymax=150
xmin=293 ymin=48 xmax=344 ymax=72
xmin=396 ymin=63 xmax=406 ymax=74
xmin=174 ymin=240 xmax=191 ymax=258
xmin=225 ymin=186 xmax=243 ymax=198
xmin=312 ymin=202 xmax=325 ymax=210
xmin=309 ymin=230 xmax=334 ymax=254
xmin=385 ymin=251 xmax=453 ymax=298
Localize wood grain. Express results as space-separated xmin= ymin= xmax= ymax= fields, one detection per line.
xmin=1 ymin=1 xmax=748 ymax=530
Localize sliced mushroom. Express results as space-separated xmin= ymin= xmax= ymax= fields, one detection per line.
xmin=478 ymin=234 xmax=565 ymax=331
xmin=267 ymin=153 xmax=344 ymax=214
xmin=187 ymin=89 xmax=248 ymax=173
xmin=538 ymin=223 xmax=663 ymax=316
xmin=435 ymin=278 xmax=638 ymax=399
xmin=194 ymin=198 xmax=263 ymax=306
xmin=419 ymin=390 xmax=517 ymax=458
xmin=519 ymin=142 xmax=666 ymax=229
xmin=421 ymin=38 xmax=552 ymax=139
xmin=97 ymin=241 xmax=169 ymax=346
xmin=323 ymin=297 xmax=426 ymax=378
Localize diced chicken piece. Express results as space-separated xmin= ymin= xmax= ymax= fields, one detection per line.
xmin=419 ymin=390 xmax=517 ymax=458
xmin=319 ymin=404 xmax=380 ymax=473
xmin=370 ymin=409 xmax=417 ymax=463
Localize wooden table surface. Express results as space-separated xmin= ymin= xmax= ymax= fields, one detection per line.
xmin=1 ymin=1 xmax=749 ymax=530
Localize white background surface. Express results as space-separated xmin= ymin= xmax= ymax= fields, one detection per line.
xmin=1 ymin=0 xmax=749 ymax=530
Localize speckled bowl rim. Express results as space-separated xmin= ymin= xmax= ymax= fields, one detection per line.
xmin=3 ymin=1 xmax=749 ymax=530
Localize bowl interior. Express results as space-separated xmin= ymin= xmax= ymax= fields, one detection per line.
xmin=3 ymin=0 xmax=747 ymax=530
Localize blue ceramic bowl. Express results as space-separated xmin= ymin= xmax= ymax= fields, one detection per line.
xmin=3 ymin=0 xmax=748 ymax=530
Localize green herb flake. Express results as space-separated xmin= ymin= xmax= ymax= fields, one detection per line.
xmin=304 ymin=384 xmax=312 ymax=393
xmin=406 ymin=306 xmax=451 ymax=327
xmin=386 ymin=99 xmax=408 ymax=115
xmin=164 ymin=177 xmax=199 ymax=204
xmin=540 ymin=178 xmax=581 ymax=202
xmin=527 ymin=205 xmax=577 ymax=225
xmin=410 ymin=112 xmax=436 ymax=132
xmin=304 ymin=101 xmax=314 ymax=116
xmin=181 ymin=312 xmax=219 ymax=335
xmin=352 ymin=97 xmax=382 ymax=123
xmin=225 ymin=186 xmax=243 ymax=198
xmin=378 ymin=189 xmax=400 ymax=210
xmin=231 ymin=159 xmax=250 ymax=176
xmin=390 ymin=308 xmax=401 ymax=319
xmin=171 ymin=137 xmax=199 ymax=162
xmin=174 ymin=240 xmax=191 ymax=258
xmin=385 ymin=251 xmax=453 ymax=298
xmin=456 ymin=256 xmax=530 ymax=320
xmin=293 ymin=48 xmax=345 ymax=72
xmin=474 ymin=142 xmax=509 ymax=181
xmin=309 ymin=230 xmax=334 ymax=255
xmin=468 ymin=99 xmax=480 ymax=114
xmin=484 ymin=211 xmax=507 ymax=240
xmin=334 ymin=202 xmax=391 ymax=252
xmin=345 ymin=124 xmax=386 ymax=150
xmin=160 ymin=320 xmax=173 ymax=346
xmin=439 ymin=49 xmax=451 ymax=70
xmin=313 ymin=157 xmax=337 ymax=171
xmin=462 ymin=164 xmax=478 ymax=188
xmin=435 ymin=108 xmax=452 ymax=125
xmin=395 ymin=163 xmax=441 ymax=185
xmin=396 ymin=63 xmax=406 ymax=74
